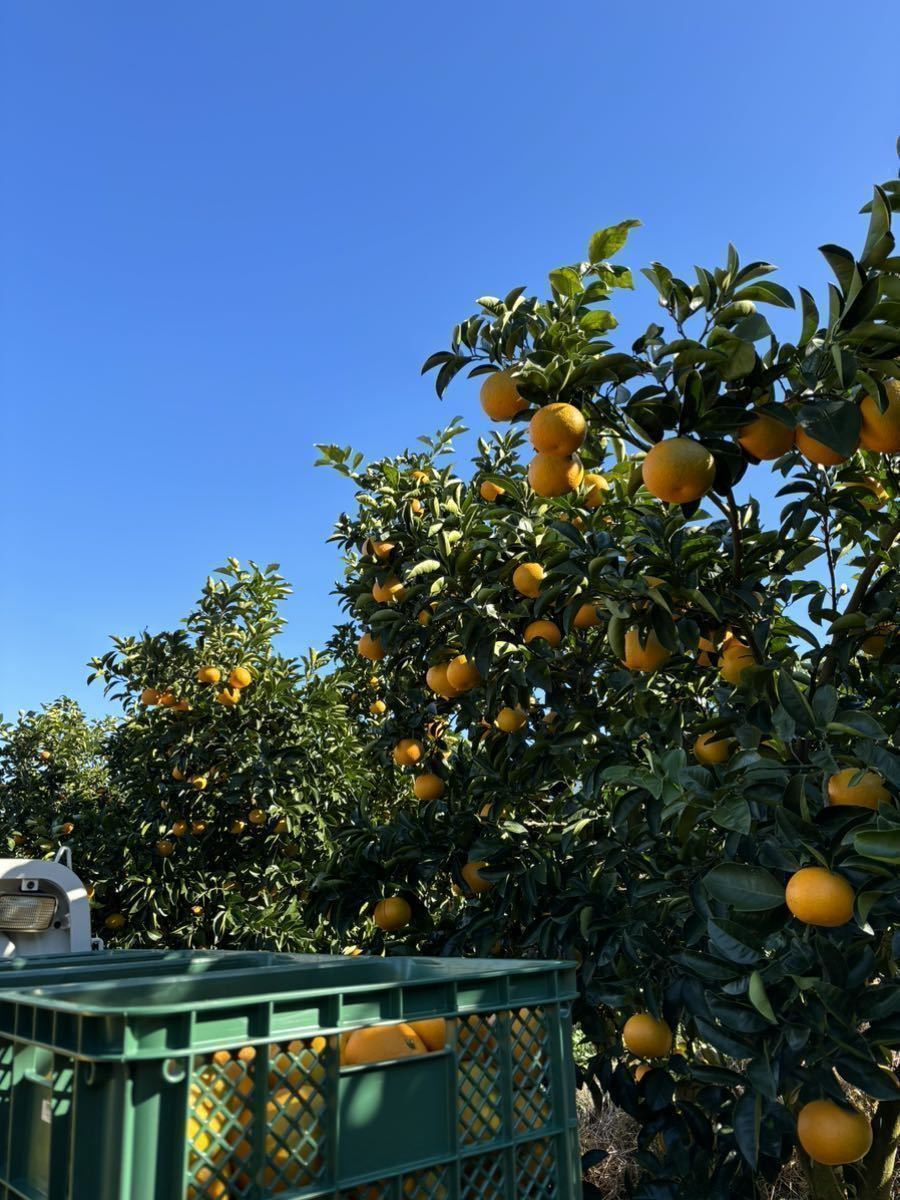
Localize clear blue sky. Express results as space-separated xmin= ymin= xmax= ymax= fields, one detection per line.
xmin=2 ymin=2 xmax=897 ymax=719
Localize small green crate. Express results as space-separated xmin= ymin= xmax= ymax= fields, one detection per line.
xmin=0 ymin=951 xmax=579 ymax=1200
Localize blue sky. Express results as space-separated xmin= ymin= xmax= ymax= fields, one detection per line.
xmin=1 ymin=2 xmax=898 ymax=719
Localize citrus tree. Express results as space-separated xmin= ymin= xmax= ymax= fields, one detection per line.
xmin=80 ymin=559 xmax=370 ymax=950
xmin=313 ymin=178 xmax=900 ymax=1198
xmin=0 ymin=696 xmax=124 ymax=872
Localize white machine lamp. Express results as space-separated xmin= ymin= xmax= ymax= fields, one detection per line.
xmin=0 ymin=847 xmax=101 ymax=957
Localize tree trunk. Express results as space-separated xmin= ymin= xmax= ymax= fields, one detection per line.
xmin=858 ymin=1099 xmax=900 ymax=1200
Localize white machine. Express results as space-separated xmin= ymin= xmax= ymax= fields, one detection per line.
xmin=0 ymin=848 xmax=102 ymax=957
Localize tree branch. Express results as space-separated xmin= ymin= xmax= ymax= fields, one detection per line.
xmin=859 ymin=1098 xmax=900 ymax=1200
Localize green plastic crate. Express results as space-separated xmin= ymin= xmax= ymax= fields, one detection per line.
xmin=0 ymin=951 xmax=579 ymax=1200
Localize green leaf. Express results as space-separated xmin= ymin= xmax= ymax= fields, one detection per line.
xmin=703 ymin=864 xmax=785 ymax=911
xmin=819 ymin=243 xmax=858 ymax=295
xmin=403 ymin=559 xmax=441 ymax=580
xmin=733 ymin=281 xmax=794 ymax=309
xmin=588 ymin=220 xmax=641 ymax=264
xmin=852 ymin=830 xmax=900 ymax=865
xmin=776 ymin=670 xmax=815 ymax=730
xmin=798 ymin=287 xmax=820 ymax=347
xmin=548 ymin=267 xmax=582 ymax=299
xmin=748 ymin=971 xmax=778 ymax=1024
xmin=581 ymin=309 xmax=618 ymax=334
xmin=798 ymin=400 xmax=861 ymax=457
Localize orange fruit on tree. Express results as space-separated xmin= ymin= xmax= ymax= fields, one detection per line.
xmin=341 ymin=1022 xmax=426 ymax=1064
xmin=37 ymin=748 xmax=52 ymax=761
xmin=215 ymin=688 xmax=241 ymax=706
xmin=410 ymin=499 xmax=424 ymax=516
xmin=139 ymin=688 xmax=159 ymax=705
xmin=372 ymin=575 xmax=405 ymax=604
xmin=357 ymin=632 xmax=385 ymax=661
xmin=697 ymin=635 xmax=719 ymax=667
xmin=411 ymin=468 xmax=431 ymax=483
xmin=461 ymin=860 xmax=493 ymax=894
xmin=528 ymin=452 xmax=584 ymax=497
xmin=693 ymin=732 xmax=734 ymax=765
xmin=634 ymin=1063 xmax=652 ymax=1083
xmin=425 ymin=662 xmax=459 ymax=698
xmin=582 ymin=472 xmax=610 ymax=509
xmin=446 ymin=655 xmax=482 ymax=692
xmin=248 ymin=808 xmax=266 ymax=825
xmin=796 ymin=1099 xmax=873 ymax=1166
xmin=737 ymin=407 xmax=795 ymax=460
xmin=479 ymin=480 xmax=505 ymax=501
xmin=196 ymin=666 xmax=221 ymax=685
xmin=622 ymin=1013 xmax=673 ymax=1058
xmin=623 ymin=629 xmax=670 ymax=672
xmin=785 ymin=867 xmax=854 ymax=927
xmin=827 ymin=767 xmax=889 ymax=809
xmin=861 ymin=632 xmax=887 ymax=656
xmin=172 ymin=820 xmax=188 ymax=837
xmin=173 ymin=699 xmax=191 ymax=712
xmin=642 ymin=438 xmax=715 ymax=504
xmin=513 ymin=562 xmax=544 ymax=597
xmin=495 ymin=706 xmax=527 ymax=733
xmin=413 ymin=773 xmax=445 ymax=801
xmin=524 ymin=619 xmax=562 ymax=647
xmin=393 ymin=738 xmax=424 ymax=766
xmin=480 ymin=370 xmax=526 ymax=421
xmin=229 ymin=819 xmax=245 ymax=835
xmin=859 ymin=379 xmax=900 ymax=453
xmin=171 ymin=766 xmax=185 ymax=781
xmin=229 ymin=666 xmax=252 ymax=689
xmin=191 ymin=821 xmax=207 ymax=834
xmin=719 ymin=636 xmax=755 ymax=685
xmin=191 ymin=775 xmax=208 ymax=791
xmin=795 ymin=426 xmax=853 ymax=466
xmin=157 ymin=840 xmax=175 ymax=857
xmin=157 ymin=692 xmax=176 ymax=707
xmin=373 ymin=896 xmax=412 ymax=931
xmin=105 ymin=913 xmax=126 ymax=930
xmin=369 ymin=699 xmax=386 ymax=716
xmin=528 ymin=402 xmax=586 ymax=455
xmin=408 ymin=1018 xmax=447 ymax=1052
xmin=573 ymin=603 xmax=600 ymax=629
xmin=362 ymin=538 xmax=395 ymax=560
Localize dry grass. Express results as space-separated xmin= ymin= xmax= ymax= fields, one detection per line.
xmin=577 ymin=1089 xmax=898 ymax=1200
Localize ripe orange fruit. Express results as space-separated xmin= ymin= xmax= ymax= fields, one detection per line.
xmin=362 ymin=538 xmax=395 ymax=559
xmin=410 ymin=499 xmax=424 ymax=516
xmin=357 ymin=633 xmax=385 ymax=661
xmin=59 ymin=822 xmax=75 ymax=836
xmin=461 ymin=860 xmax=493 ymax=894
xmin=693 ymin=732 xmax=734 ymax=765
xmin=573 ymin=603 xmax=600 ymax=629
xmin=408 ymin=1018 xmax=446 ymax=1051
xmin=229 ymin=666 xmax=252 ymax=689
xmin=786 ymin=867 xmax=854 ymax=927
xmin=191 ymin=775 xmax=208 ymax=791
xmin=582 ymin=473 xmax=610 ymax=509
xmin=417 ymin=609 xmax=432 ymax=626
xmin=737 ymin=408 xmax=794 ymax=460
xmin=512 ymin=562 xmax=544 ymax=597
xmin=157 ymin=840 xmax=175 ymax=857
xmin=642 ymin=438 xmax=715 ymax=504
xmin=369 ymin=699 xmax=387 ymax=716
xmin=622 ymin=1014 xmax=673 ymax=1058
xmin=172 ymin=820 xmax=188 ymax=837
xmin=528 ymin=402 xmax=586 ymax=455
xmin=797 ymin=1099 xmax=873 ymax=1166
xmin=248 ymin=808 xmax=266 ymax=825
xmin=634 ymin=1063 xmax=652 ymax=1083
xmin=697 ymin=635 xmax=719 ymax=667
xmin=229 ymin=820 xmax=245 ymax=835
xmin=215 ymin=688 xmax=241 ymax=706
xmin=373 ymin=896 xmax=412 ymax=931
xmin=413 ymin=773 xmax=445 ymax=801
xmin=479 ymin=480 xmax=505 ymax=501
xmin=495 ymin=706 xmax=527 ymax=733
xmin=827 ymin=767 xmax=889 ymax=809
xmin=191 ymin=821 xmax=207 ymax=835
xmin=196 ymin=666 xmax=221 ymax=685
xmin=528 ymin=452 xmax=584 ymax=497
xmin=411 ymin=469 xmax=431 ymax=483
xmin=171 ymin=766 xmax=185 ymax=781
xmin=393 ymin=738 xmax=424 ymax=767
xmin=623 ymin=629 xmax=670 ymax=672
xmin=342 ymin=1022 xmax=425 ymax=1064
xmin=446 ymin=655 xmax=482 ymax=692
xmin=139 ymin=688 xmax=159 ymax=705
xmin=105 ymin=913 xmax=126 ymax=930
xmin=524 ymin=619 xmax=562 ymax=647
xmin=719 ymin=636 xmax=755 ymax=685
xmin=37 ymin=749 xmax=52 ymax=761
xmin=861 ymin=632 xmax=887 ymax=656
xmin=426 ymin=663 xmax=461 ymax=699
xmin=480 ymin=371 xmax=526 ymax=421
xmin=372 ymin=575 xmax=405 ymax=604
xmin=157 ymin=692 xmax=176 ymax=707
xmin=859 ymin=380 xmax=900 ymax=453
xmin=273 ymin=818 xmax=287 ymax=834
xmin=173 ymin=699 xmax=191 ymax=712
xmin=795 ymin=426 xmax=853 ymax=466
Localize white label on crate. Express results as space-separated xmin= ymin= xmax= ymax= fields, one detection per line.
xmin=41 ymin=1099 xmax=51 ymax=1123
